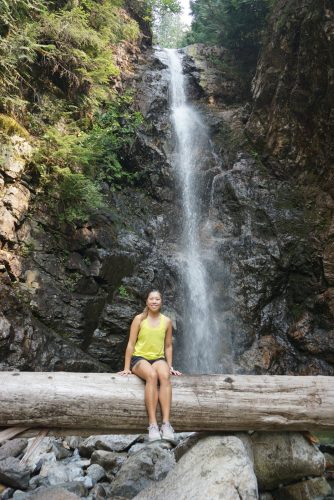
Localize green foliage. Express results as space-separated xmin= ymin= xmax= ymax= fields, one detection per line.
xmin=54 ymin=167 xmax=104 ymax=224
xmin=0 ymin=0 xmax=45 ymax=35
xmin=36 ymin=92 xmax=142 ymax=186
xmin=37 ymin=7 xmax=120 ymax=96
xmin=33 ymin=91 xmax=143 ymax=223
xmin=19 ymin=240 xmax=35 ymax=257
xmin=118 ymin=284 xmax=129 ymax=298
xmin=153 ymin=10 xmax=187 ymax=47
xmin=63 ymin=271 xmax=82 ymax=292
xmin=0 ymin=23 xmax=41 ymax=114
xmin=131 ymin=0 xmax=181 ymax=25
xmin=0 ymin=114 xmax=30 ymax=138
xmin=0 ymin=0 xmax=140 ymax=113
xmin=185 ymin=0 xmax=273 ymax=65
xmin=0 ymin=0 xmax=145 ymax=225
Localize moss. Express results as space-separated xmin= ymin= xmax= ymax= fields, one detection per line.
xmin=313 ymin=431 xmax=334 ymax=445
xmin=19 ymin=241 xmax=35 ymax=257
xmin=0 ymin=114 xmax=30 ymax=139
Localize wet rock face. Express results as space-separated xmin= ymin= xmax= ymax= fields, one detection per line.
xmin=208 ymin=154 xmax=334 ymax=374
xmin=246 ymin=0 xmax=334 ymax=172
xmin=183 ymin=44 xmax=251 ymax=105
xmin=234 ymin=0 xmax=334 ymax=373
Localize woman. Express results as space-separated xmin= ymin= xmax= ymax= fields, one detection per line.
xmin=119 ymin=290 xmax=181 ymax=441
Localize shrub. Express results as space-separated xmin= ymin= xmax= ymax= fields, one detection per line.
xmin=37 ymin=7 xmax=119 ymax=96
xmin=185 ymin=0 xmax=273 ymax=66
xmin=54 ymin=167 xmax=104 ymax=224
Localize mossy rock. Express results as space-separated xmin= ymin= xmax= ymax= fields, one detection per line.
xmin=0 ymin=114 xmax=30 ymax=139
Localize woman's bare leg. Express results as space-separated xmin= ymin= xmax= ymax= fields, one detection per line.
xmin=132 ymin=360 xmax=159 ymax=424
xmin=153 ymin=360 xmax=171 ymax=423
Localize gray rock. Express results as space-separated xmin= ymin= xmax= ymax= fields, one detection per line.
xmin=0 ymin=488 xmax=14 ymax=500
xmin=24 ymin=437 xmax=53 ymax=472
xmin=3 ymin=184 xmax=30 ymax=220
xmin=0 ymin=439 xmax=28 ymax=460
xmin=14 ymin=485 xmax=82 ymax=499
xmin=74 ymin=475 xmax=94 ymax=490
xmin=173 ymin=433 xmax=202 ymax=462
xmin=90 ymin=450 xmax=127 ymax=474
xmin=127 ymin=443 xmax=147 ymax=455
xmin=0 ymin=206 xmax=17 ymax=242
xmin=30 ymin=452 xmax=57 ymax=475
xmin=90 ymin=483 xmax=107 ymax=499
xmin=273 ymin=477 xmax=332 ymax=500
xmin=79 ymin=435 xmax=139 ymax=457
xmin=64 ymin=437 xmax=84 ymax=451
xmin=128 ymin=441 xmax=173 ymax=456
xmin=51 ymin=442 xmax=72 ymax=460
xmin=12 ymin=492 xmax=27 ymax=500
xmin=12 ymin=482 xmax=86 ymax=499
xmin=134 ymin=435 xmax=258 ymax=500
xmin=86 ymin=464 xmax=106 ymax=483
xmin=0 ymin=456 xmax=31 ymax=489
xmin=47 ymin=481 xmax=88 ymax=497
xmin=251 ymin=432 xmax=325 ymax=490
xmin=29 ymin=473 xmax=50 ymax=490
xmin=39 ymin=463 xmax=83 ymax=485
xmin=109 ymin=443 xmax=176 ymax=498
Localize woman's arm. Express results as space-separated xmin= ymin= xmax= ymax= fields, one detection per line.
xmin=119 ymin=315 xmax=141 ymax=375
xmin=164 ymin=318 xmax=182 ymax=376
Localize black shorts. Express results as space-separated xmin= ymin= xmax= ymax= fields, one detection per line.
xmin=130 ymin=356 xmax=165 ymax=370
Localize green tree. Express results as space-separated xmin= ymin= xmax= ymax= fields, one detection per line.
xmin=185 ymin=0 xmax=273 ymax=65
xmin=153 ymin=10 xmax=188 ymax=47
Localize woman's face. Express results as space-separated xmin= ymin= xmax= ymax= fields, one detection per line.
xmin=146 ymin=292 xmax=162 ymax=312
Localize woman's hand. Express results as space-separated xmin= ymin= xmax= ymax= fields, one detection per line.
xmin=170 ymin=366 xmax=182 ymax=376
xmin=118 ymin=369 xmax=132 ymax=376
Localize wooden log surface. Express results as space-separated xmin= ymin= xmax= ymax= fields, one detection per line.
xmin=1 ymin=372 xmax=333 ymax=433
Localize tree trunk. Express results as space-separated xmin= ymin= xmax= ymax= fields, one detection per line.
xmin=1 ymin=372 xmax=333 ymax=433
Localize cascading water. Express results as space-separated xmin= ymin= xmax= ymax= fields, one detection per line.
xmin=163 ymin=48 xmax=231 ymax=374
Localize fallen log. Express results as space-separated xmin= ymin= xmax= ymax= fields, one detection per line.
xmin=0 ymin=372 xmax=333 ymax=433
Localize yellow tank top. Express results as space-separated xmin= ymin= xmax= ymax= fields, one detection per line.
xmin=133 ymin=314 xmax=167 ymax=360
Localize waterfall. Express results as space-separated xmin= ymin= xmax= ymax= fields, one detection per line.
xmin=163 ymin=48 xmax=229 ymax=374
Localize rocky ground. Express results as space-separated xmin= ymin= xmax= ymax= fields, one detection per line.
xmin=0 ymin=431 xmax=333 ymax=499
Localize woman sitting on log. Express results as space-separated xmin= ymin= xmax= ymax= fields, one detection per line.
xmin=119 ymin=290 xmax=181 ymax=441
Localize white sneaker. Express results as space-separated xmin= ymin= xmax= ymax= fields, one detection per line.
xmin=148 ymin=423 xmax=161 ymax=442
xmin=160 ymin=422 xmax=175 ymax=441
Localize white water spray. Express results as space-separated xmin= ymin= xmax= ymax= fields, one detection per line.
xmin=164 ymin=48 xmax=227 ymax=374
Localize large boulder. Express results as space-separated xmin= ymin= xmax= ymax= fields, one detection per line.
xmin=273 ymin=477 xmax=332 ymax=500
xmin=109 ymin=443 xmax=176 ymax=498
xmin=251 ymin=432 xmax=325 ymax=490
xmin=134 ymin=435 xmax=258 ymax=500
